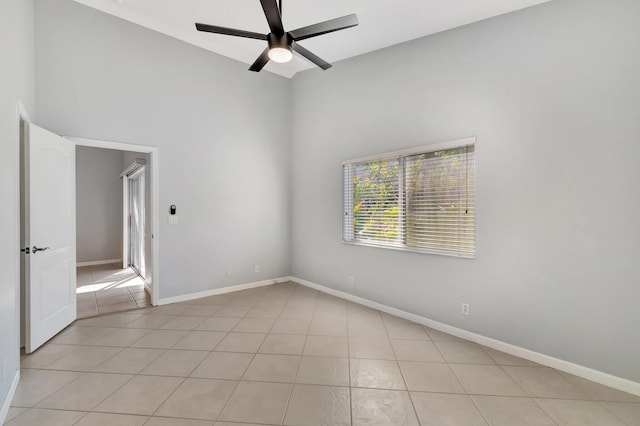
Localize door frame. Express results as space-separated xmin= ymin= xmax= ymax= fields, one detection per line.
xmin=67 ymin=136 xmax=160 ymax=306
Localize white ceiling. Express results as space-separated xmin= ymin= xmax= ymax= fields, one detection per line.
xmin=73 ymin=0 xmax=551 ymax=78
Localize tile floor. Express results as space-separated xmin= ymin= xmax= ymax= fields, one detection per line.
xmin=76 ymin=264 xmax=151 ymax=319
xmin=8 ymin=282 xmax=640 ymax=425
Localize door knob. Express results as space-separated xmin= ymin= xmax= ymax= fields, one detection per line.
xmin=32 ymin=246 xmax=50 ymax=253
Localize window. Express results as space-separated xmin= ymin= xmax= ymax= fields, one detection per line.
xmin=343 ymin=137 xmax=476 ymax=258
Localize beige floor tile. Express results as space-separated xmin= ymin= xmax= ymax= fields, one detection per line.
xmin=270 ymin=318 xmax=311 ymax=334
xmin=284 ymin=384 xmax=350 ymax=426
xmin=4 ymin=407 xmax=27 ymax=423
xmin=52 ymin=326 xmax=117 ymax=345
xmin=348 ymin=321 xmax=388 ymax=338
xmin=171 ymin=330 xmax=226 ymax=351
xmin=245 ymin=304 xmax=284 ymax=318
xmin=411 ymin=392 xmax=488 ymax=426
xmin=502 ymin=366 xmax=589 ymax=399
xmin=303 ymin=335 xmax=348 ymax=357
xmin=232 ymin=317 xmax=276 ymax=333
xmin=424 ymin=327 xmax=466 ymax=342
xmin=472 ymin=395 xmax=556 ymax=425
xmin=296 ymin=356 xmax=349 ymax=386
xmin=242 ymin=354 xmax=300 ymax=383
xmin=481 ymin=347 xmax=539 ymax=366
xmin=181 ymin=305 xmax=224 ymax=316
xmin=74 ymin=412 xmax=149 ymax=426
xmin=86 ymin=328 xmax=151 ymax=347
xmin=382 ymin=317 xmax=430 ymax=340
xmin=350 ymin=359 xmax=406 ymax=390
xmin=451 ymin=364 xmax=526 ymax=396
xmin=147 ymin=418 xmax=213 ymax=426
xmin=392 ymin=339 xmax=445 ymax=362
xmin=279 ymin=306 xmax=315 ymax=320
xmin=349 ymin=337 xmax=396 ymax=360
xmin=218 ymin=381 xmax=291 ymax=424
xmin=97 ymin=294 xmax=135 ymax=306
xmin=146 ymin=305 xmax=191 ymax=316
xmin=155 ymin=378 xmax=237 ymax=420
xmin=4 ymin=408 xmax=86 ymax=426
xmin=44 ymin=346 xmax=123 ymax=371
xmin=130 ymin=330 xmax=189 ymax=349
xmin=141 ymin=350 xmax=208 ymax=377
xmin=352 ymin=388 xmax=419 ymax=426
xmin=92 ymin=348 xmax=164 ymax=374
xmin=36 ymin=372 xmax=132 ymax=411
xmin=196 ymin=316 xmax=242 ymax=332
xmin=535 ymin=398 xmax=626 ymax=425
xmin=159 ymin=316 xmax=207 ymax=330
xmin=95 ymin=375 xmax=184 ymax=415
xmin=309 ymin=318 xmax=348 ymax=336
xmin=215 ymin=332 xmax=266 ymax=353
xmin=259 ymin=333 xmax=306 ymax=355
xmin=11 ymin=369 xmax=82 ymax=407
xmin=561 ymin=373 xmax=640 ymax=402
xmin=399 ymin=361 xmax=466 ymax=393
xmin=191 ymin=351 xmax=254 ymax=380
xmin=435 ymin=341 xmax=496 ymax=364
xmin=124 ymin=315 xmax=175 ymax=329
xmin=214 ymin=422 xmax=266 ymax=426
xmin=20 ymin=344 xmax=76 ymax=369
xmin=77 ymin=312 xmax=142 ymax=328
xmin=215 ymin=305 xmax=252 ymax=317
xmin=600 ymin=402 xmax=640 ymax=425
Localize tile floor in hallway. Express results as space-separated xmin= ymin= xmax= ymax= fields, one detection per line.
xmin=8 ymin=282 xmax=640 ymax=425
xmin=76 ymin=264 xmax=151 ymax=319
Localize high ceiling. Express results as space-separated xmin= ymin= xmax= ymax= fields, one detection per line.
xmin=73 ymin=0 xmax=551 ymax=78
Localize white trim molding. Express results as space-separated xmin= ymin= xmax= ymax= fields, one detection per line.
xmin=157 ymin=277 xmax=295 ymax=306
xmin=77 ymin=259 xmax=122 ymax=267
xmin=290 ymin=276 xmax=640 ymax=397
xmin=0 ymin=370 xmax=20 ymax=425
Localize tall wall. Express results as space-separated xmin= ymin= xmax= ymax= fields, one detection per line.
xmin=76 ymin=146 xmax=124 ymax=263
xmin=35 ymin=0 xmax=292 ymax=299
xmin=0 ymin=0 xmax=34 ymax=416
xmin=290 ymin=0 xmax=640 ymax=382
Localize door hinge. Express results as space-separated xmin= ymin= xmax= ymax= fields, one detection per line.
xmin=20 ymin=247 xmax=30 ymax=254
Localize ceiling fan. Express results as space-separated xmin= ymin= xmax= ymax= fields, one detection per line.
xmin=195 ymin=0 xmax=359 ymax=72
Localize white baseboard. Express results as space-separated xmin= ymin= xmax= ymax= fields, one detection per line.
xmin=0 ymin=370 xmax=20 ymax=425
xmin=291 ymin=276 xmax=640 ymax=397
xmin=77 ymin=258 xmax=121 ymax=267
xmin=157 ymin=276 xmax=294 ymax=306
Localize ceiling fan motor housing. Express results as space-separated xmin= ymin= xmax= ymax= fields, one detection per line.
xmin=268 ymin=32 xmax=293 ymax=50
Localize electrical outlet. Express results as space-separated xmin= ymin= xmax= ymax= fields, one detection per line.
xmin=348 ymin=275 xmax=354 ymax=286
xmin=226 ymin=269 xmax=232 ymax=278
xmin=461 ymin=303 xmax=470 ymax=316
xmin=254 ymin=265 xmax=260 ymax=273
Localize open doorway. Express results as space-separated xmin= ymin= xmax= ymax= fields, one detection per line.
xmin=71 ymin=137 xmax=159 ymax=319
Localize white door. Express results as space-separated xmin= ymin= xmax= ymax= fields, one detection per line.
xmin=128 ymin=169 xmax=145 ymax=277
xmin=23 ymin=122 xmax=76 ymax=353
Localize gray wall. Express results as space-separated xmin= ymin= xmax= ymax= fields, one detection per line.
xmin=291 ymin=0 xmax=640 ymax=382
xmin=76 ymin=146 xmax=123 ymax=263
xmin=35 ymin=0 xmax=292 ymax=299
xmin=0 ymin=0 xmax=34 ymax=414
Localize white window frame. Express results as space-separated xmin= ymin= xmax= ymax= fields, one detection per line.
xmin=342 ymin=136 xmax=476 ymax=258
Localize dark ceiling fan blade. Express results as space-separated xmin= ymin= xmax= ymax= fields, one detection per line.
xmin=195 ymin=23 xmax=266 ymax=40
xmin=249 ymin=48 xmax=270 ymax=72
xmin=259 ymin=0 xmax=285 ymax=35
xmin=289 ymin=14 xmax=359 ymax=42
xmin=291 ymin=42 xmax=331 ymax=70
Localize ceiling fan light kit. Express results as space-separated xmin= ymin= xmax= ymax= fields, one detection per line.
xmin=195 ymin=0 xmax=358 ymax=72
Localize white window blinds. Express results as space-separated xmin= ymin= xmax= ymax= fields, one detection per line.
xmin=343 ymin=138 xmax=475 ymax=258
